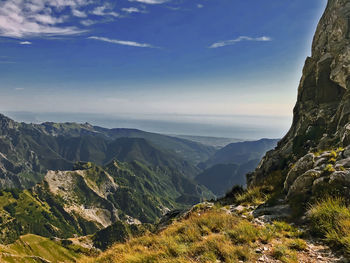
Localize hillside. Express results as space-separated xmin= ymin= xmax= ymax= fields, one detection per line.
xmin=195 ymin=139 xmax=278 ymax=195
xmin=170 ymin=134 xmax=242 ymax=149
xmin=0 ymin=161 xmax=213 ymax=245
xmin=199 ymin=139 xmax=278 ymax=170
xmin=196 ymin=159 xmax=260 ymax=196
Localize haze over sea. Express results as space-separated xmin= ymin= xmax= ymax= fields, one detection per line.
xmin=5 ymin=111 xmax=291 ymax=140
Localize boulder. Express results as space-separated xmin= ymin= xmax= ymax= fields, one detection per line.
xmin=284 ymin=153 xmax=315 ymax=192
xmin=335 ymin=157 xmax=350 ymax=168
xmin=287 ymin=170 xmax=321 ymax=199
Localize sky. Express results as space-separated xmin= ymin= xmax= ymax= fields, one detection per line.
xmin=0 ymin=0 xmax=327 ymax=139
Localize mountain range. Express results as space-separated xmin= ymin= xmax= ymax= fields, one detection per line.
xmin=0 ymin=113 xmax=279 ymax=261
xmin=0 ymin=114 xmax=216 ymax=188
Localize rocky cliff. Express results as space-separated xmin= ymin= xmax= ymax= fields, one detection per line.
xmin=248 ymin=0 xmax=350 ymax=196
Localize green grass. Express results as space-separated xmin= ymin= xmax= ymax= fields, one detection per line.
xmin=308 ymin=197 xmax=350 ymax=253
xmin=0 ymin=234 xmax=83 ymax=263
xmin=271 ymin=244 xmax=298 ymax=263
xmin=234 ymin=187 xmax=270 ymax=205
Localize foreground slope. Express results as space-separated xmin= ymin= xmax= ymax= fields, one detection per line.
xmin=82 ymin=203 xmax=342 ymax=263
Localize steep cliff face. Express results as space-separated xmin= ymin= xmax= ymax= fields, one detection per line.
xmin=248 ymin=0 xmax=350 ymax=187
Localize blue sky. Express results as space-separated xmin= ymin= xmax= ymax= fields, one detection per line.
xmin=0 ymin=0 xmax=327 ymax=138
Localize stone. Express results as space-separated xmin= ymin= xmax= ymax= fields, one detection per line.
xmin=329 ymin=171 xmax=350 ymax=185
xmin=287 ymin=170 xmax=321 ymax=199
xmin=253 ymin=204 xmax=292 ymax=220
xmin=343 ymin=145 xmax=350 ymax=158
xmin=284 ymin=153 xmax=315 ymax=192
xmin=335 ymin=157 xmax=350 ymax=168
xmin=314 ymin=157 xmax=328 ymax=167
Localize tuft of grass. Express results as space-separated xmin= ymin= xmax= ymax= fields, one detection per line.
xmin=227 ymin=221 xmax=259 ymax=244
xmin=287 ymin=238 xmax=307 ymax=251
xmin=324 ymin=164 xmax=335 ymax=173
xmin=330 ymin=150 xmax=337 ymax=158
xmin=329 ymin=157 xmax=337 ymax=164
xmin=308 ymin=197 xmax=350 ymax=253
xmin=235 ymin=187 xmax=270 ymax=206
xmin=271 ymin=244 xmax=298 ymax=263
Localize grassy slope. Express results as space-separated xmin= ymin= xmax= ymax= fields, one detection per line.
xmin=81 ymin=205 xmax=306 ymax=263
xmin=0 ymin=234 xmax=82 ymax=263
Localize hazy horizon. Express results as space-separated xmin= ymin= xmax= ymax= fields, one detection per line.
xmin=4 ymin=111 xmax=290 ymax=140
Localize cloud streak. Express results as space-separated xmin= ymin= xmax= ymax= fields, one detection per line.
xmin=129 ymin=0 xmax=168 ymax=4
xmin=122 ymin=7 xmax=143 ymax=14
xmin=19 ymin=41 xmax=32 ymax=45
xmin=209 ymin=36 xmax=272 ymax=48
xmin=88 ymin=36 xmax=158 ymax=48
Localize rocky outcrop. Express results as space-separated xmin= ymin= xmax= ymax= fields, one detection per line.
xmin=44 ymin=169 xmax=120 ymax=229
xmin=248 ymin=0 xmax=350 ymax=191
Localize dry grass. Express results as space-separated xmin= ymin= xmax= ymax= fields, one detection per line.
xmin=80 ymin=208 xmax=308 ymax=263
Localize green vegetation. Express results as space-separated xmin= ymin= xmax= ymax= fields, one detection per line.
xmin=271 ymin=244 xmax=297 ymax=263
xmin=0 ymin=160 xmax=213 ymax=245
xmin=222 ymin=170 xmax=285 ymax=207
xmin=234 ymin=186 xmax=270 ymax=206
xmin=0 ymin=234 xmax=86 ymax=263
xmin=0 ymin=189 xmax=81 ymax=244
xmin=308 ymin=197 xmax=350 ymax=254
xmin=0 ymin=114 xmax=216 ymax=189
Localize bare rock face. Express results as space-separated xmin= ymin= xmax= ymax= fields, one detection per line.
xmin=44 ymin=169 xmax=120 ymax=229
xmin=248 ymin=0 xmax=350 ymax=187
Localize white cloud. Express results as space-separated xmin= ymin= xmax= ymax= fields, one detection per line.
xmin=80 ymin=19 xmax=96 ymax=26
xmin=197 ymin=4 xmax=203 ymax=8
xmin=0 ymin=0 xmax=88 ymax=38
xmin=19 ymin=41 xmax=32 ymax=45
xmin=209 ymin=36 xmax=272 ymax=48
xmin=122 ymin=7 xmax=142 ymax=14
xmin=92 ymin=5 xmax=119 ymax=17
xmin=72 ymin=9 xmax=87 ymax=18
xmin=128 ymin=0 xmax=168 ymax=4
xmin=88 ymin=36 xmax=158 ymax=48
xmin=14 ymin=87 xmax=24 ymax=90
